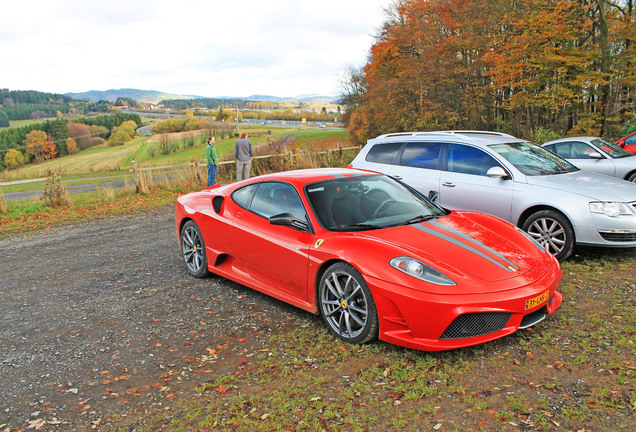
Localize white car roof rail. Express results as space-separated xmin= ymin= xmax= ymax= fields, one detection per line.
xmin=373 ymin=130 xmax=518 ymax=140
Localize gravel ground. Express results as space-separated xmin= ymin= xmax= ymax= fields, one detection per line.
xmin=0 ymin=206 xmax=307 ymax=431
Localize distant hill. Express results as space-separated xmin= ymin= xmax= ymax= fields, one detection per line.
xmin=65 ymin=88 xmax=339 ymax=105
xmin=65 ymin=88 xmax=202 ymax=104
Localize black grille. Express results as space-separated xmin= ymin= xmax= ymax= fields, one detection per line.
xmin=440 ymin=312 xmax=511 ymax=339
xmin=599 ymin=232 xmax=636 ymax=242
xmin=519 ymin=306 xmax=546 ymax=329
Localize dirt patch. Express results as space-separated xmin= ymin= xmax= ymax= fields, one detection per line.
xmin=0 ymin=206 xmax=309 ymax=430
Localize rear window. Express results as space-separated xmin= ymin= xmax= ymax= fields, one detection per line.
xmin=365 ymin=142 xmax=403 ymax=164
xmin=399 ymin=142 xmax=442 ymax=169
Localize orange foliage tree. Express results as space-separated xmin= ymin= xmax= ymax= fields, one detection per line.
xmin=42 ymin=138 xmax=58 ymax=160
xmin=345 ymin=0 xmax=636 ymax=142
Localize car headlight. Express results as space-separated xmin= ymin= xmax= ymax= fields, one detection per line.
xmin=390 ymin=257 xmax=455 ymax=286
xmin=589 ymin=202 xmax=632 ymax=217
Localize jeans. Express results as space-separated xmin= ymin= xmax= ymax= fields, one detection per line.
xmin=207 ymin=164 xmax=217 ymax=186
xmin=236 ymin=160 xmax=252 ymax=181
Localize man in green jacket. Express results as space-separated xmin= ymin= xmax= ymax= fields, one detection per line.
xmin=206 ymin=136 xmax=218 ymax=186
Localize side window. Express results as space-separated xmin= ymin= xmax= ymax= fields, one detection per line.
xmin=570 ymin=141 xmax=597 ymax=159
xmin=232 ymin=184 xmax=258 ymax=209
xmin=365 ymin=142 xmax=403 ymax=164
xmin=399 ymin=142 xmax=442 ymax=169
xmin=447 ymin=144 xmax=502 ymax=176
xmin=249 ymin=182 xmax=306 ymax=220
xmin=625 ymin=134 xmax=636 ymax=145
xmin=545 ymin=143 xmax=573 ymax=159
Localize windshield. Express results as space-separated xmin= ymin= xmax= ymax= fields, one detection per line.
xmin=591 ymin=138 xmax=633 ymax=158
xmin=490 ymin=142 xmax=579 ymax=175
xmin=305 ymin=175 xmax=446 ymax=231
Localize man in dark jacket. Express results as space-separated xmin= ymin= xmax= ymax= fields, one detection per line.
xmin=235 ymin=132 xmax=253 ymax=181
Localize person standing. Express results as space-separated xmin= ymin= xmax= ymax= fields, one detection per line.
xmin=235 ymin=132 xmax=253 ymax=181
xmin=206 ymin=136 xmax=218 ymax=186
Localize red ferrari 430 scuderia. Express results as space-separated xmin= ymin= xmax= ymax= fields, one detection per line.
xmin=176 ymin=168 xmax=562 ymax=351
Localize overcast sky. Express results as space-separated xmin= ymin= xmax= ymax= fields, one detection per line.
xmin=0 ymin=0 xmax=391 ymax=98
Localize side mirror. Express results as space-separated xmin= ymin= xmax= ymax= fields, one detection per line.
xmin=588 ymin=151 xmax=603 ymax=159
xmin=428 ymin=190 xmax=439 ymax=203
xmin=487 ymin=166 xmax=509 ymax=179
xmin=269 ymin=213 xmax=309 ymax=231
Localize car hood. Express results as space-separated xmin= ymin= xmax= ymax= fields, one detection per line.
xmin=524 ymin=170 xmax=636 ymax=201
xmin=359 ymin=212 xmax=547 ymax=286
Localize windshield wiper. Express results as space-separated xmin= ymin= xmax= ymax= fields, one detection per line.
xmin=405 ymin=215 xmax=437 ymax=225
xmin=331 ymin=223 xmax=378 ymax=231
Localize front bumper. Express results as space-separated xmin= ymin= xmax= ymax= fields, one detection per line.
xmin=366 ymin=265 xmax=562 ymax=351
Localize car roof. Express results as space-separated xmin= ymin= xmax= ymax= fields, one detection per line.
xmin=542 ymin=137 xmax=599 ymax=145
xmin=369 ymin=130 xmax=522 ymax=147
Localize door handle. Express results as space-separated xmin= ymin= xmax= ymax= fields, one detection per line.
xmin=442 ymin=182 xmax=456 ymax=188
xmin=392 ymin=175 xmax=403 ymax=180
xmin=236 ymin=212 xmax=244 ymax=218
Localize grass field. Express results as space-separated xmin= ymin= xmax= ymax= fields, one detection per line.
xmin=0 ymin=118 xmax=57 ymax=131
xmin=2 ymin=126 xmax=348 ymax=182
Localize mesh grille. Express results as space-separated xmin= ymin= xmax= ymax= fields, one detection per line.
xmin=440 ymin=312 xmax=511 ymax=340
xmin=519 ymin=307 xmax=546 ymax=329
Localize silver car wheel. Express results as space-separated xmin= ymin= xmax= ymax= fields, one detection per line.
xmin=523 ymin=209 xmax=575 ymax=260
xmin=181 ymin=221 xmax=210 ymax=278
xmin=319 ymin=263 xmax=378 ymax=344
xmin=528 ymin=217 xmax=566 ymax=255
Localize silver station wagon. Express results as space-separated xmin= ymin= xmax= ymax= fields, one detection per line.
xmin=350 ymin=131 xmax=636 ymax=260
xmin=541 ymin=136 xmax=636 ymax=182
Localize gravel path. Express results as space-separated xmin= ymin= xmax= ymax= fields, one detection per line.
xmin=0 ymin=206 xmax=307 ymax=430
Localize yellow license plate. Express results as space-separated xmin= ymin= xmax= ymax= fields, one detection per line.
xmin=525 ymin=291 xmax=549 ymax=310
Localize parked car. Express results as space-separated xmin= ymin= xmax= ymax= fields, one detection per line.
xmin=349 ymin=131 xmax=636 ymax=260
xmin=176 ymin=168 xmax=562 ymax=351
xmin=614 ymin=131 xmax=636 ymax=154
xmin=541 ymin=137 xmax=636 ymax=182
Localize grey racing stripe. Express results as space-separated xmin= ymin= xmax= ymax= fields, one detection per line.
xmin=412 ymin=224 xmax=517 ymax=273
xmin=428 ymin=220 xmax=519 ymax=271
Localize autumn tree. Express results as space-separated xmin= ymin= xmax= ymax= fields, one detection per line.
xmin=25 ymin=130 xmax=48 ymax=162
xmin=107 ymin=129 xmax=132 ymax=147
xmin=3 ymin=148 xmax=27 ymax=169
xmin=66 ymin=137 xmax=78 ymax=154
xmin=67 ymin=122 xmax=93 ymax=150
xmin=344 ymin=0 xmax=636 ymax=140
xmin=42 ymin=138 xmax=57 ymax=160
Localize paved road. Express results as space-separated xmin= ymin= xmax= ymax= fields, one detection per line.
xmin=0 ymin=206 xmax=307 ymax=430
xmin=3 ymin=178 xmax=132 ymax=202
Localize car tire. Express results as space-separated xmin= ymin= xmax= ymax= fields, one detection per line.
xmin=627 ymin=172 xmax=636 ymax=183
xmin=522 ymin=210 xmax=575 ymax=260
xmin=180 ymin=220 xmax=211 ymax=278
xmin=318 ymin=262 xmax=378 ymax=345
